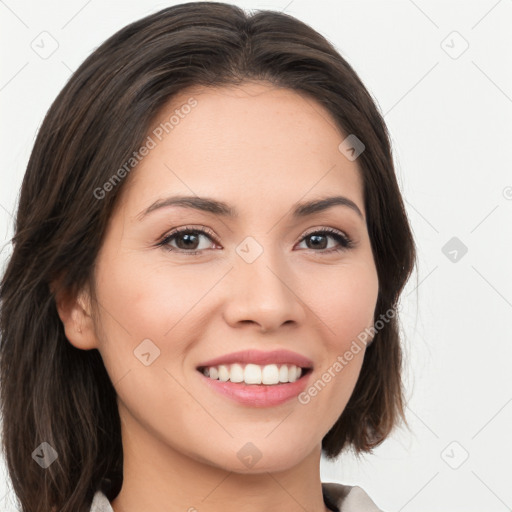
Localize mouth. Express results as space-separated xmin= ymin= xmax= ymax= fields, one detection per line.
xmin=197 ymin=363 xmax=313 ymax=386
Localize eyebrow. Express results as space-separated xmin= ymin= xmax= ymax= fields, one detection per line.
xmin=136 ymin=194 xmax=364 ymax=221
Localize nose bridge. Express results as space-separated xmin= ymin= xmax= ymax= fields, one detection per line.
xmin=223 ymin=235 xmax=304 ymax=330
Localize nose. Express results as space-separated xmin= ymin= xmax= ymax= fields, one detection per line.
xmin=222 ymin=247 xmax=306 ymax=333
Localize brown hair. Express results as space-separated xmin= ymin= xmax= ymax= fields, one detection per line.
xmin=0 ymin=2 xmax=416 ymax=511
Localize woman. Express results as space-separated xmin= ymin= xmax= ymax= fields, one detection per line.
xmin=0 ymin=3 xmax=416 ymax=511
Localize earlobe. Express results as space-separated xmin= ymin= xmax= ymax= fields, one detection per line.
xmin=51 ymin=279 xmax=98 ymax=350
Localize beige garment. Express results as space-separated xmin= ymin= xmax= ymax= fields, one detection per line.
xmin=322 ymin=482 xmax=384 ymax=511
xmin=90 ymin=482 xmax=384 ymax=512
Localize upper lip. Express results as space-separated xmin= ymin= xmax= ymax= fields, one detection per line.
xmin=197 ymin=349 xmax=314 ymax=369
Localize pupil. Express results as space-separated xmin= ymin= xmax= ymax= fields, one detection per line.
xmin=178 ymin=233 xmax=198 ymax=249
xmin=309 ymin=234 xmax=326 ymax=249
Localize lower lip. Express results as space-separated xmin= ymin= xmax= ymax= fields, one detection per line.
xmin=198 ymin=370 xmax=312 ymax=407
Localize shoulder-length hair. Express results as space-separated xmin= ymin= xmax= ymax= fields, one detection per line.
xmin=0 ymin=2 xmax=416 ymax=511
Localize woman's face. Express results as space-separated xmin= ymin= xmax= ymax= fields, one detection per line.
xmin=81 ymin=82 xmax=379 ymax=473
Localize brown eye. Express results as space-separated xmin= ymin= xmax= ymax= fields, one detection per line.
xmin=157 ymin=226 xmax=218 ymax=255
xmin=298 ymin=229 xmax=354 ymax=253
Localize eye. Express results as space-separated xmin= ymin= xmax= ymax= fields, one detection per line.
xmin=156 ymin=226 xmax=354 ymax=255
xmin=157 ymin=226 xmax=219 ymax=255
xmin=297 ymin=228 xmax=354 ymax=253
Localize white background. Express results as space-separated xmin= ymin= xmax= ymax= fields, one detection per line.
xmin=1 ymin=1 xmax=511 ymax=511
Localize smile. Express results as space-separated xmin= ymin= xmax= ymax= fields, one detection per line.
xmin=198 ymin=363 xmax=311 ymax=385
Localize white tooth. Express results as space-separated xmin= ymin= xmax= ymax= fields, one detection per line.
xmin=261 ymin=364 xmax=280 ymax=385
xmin=229 ymin=363 xmax=244 ymax=383
xmin=244 ymin=363 xmax=262 ymax=384
xmin=278 ymin=364 xmax=289 ymax=383
xmin=218 ymin=365 xmax=229 ymax=382
xmin=205 ymin=363 xmax=303 ymax=384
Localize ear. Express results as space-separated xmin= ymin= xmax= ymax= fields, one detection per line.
xmin=51 ymin=278 xmax=98 ymax=350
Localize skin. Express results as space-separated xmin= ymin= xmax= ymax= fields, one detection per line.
xmin=56 ymin=81 xmax=379 ymax=512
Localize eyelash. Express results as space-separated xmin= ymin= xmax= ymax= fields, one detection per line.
xmin=156 ymin=225 xmax=355 ymax=256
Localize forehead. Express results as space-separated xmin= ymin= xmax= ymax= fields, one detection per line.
xmin=119 ymin=82 xmax=365 ymax=220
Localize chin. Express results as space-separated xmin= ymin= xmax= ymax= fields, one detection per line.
xmin=195 ymin=439 xmax=315 ymax=474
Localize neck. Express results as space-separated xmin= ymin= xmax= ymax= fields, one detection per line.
xmin=110 ymin=407 xmax=331 ymax=512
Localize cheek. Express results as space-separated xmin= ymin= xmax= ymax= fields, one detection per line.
xmin=299 ymin=263 xmax=378 ymax=423
xmin=97 ymin=249 xmax=190 ymax=327
xmin=93 ymin=250 xmax=226 ymax=368
xmin=310 ymin=260 xmax=379 ymax=348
